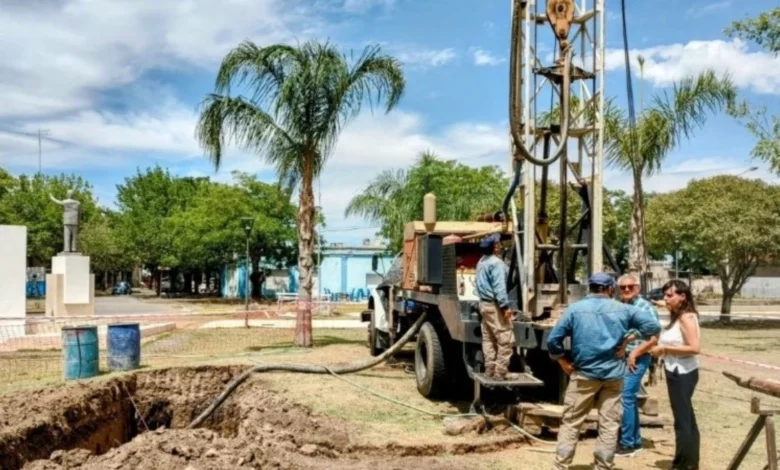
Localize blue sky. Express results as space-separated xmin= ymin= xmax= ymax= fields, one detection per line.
xmin=1 ymin=0 xmax=779 ymax=246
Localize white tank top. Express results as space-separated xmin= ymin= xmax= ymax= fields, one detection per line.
xmin=659 ymin=313 xmax=700 ymax=374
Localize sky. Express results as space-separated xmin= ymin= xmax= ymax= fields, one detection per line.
xmin=1 ymin=0 xmax=779 ymax=246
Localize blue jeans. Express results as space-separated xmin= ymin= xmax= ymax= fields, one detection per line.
xmin=619 ymin=353 xmax=651 ymax=449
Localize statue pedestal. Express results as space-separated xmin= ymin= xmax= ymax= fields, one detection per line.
xmin=0 ymin=226 xmax=27 ymax=338
xmin=46 ymin=253 xmax=95 ymax=317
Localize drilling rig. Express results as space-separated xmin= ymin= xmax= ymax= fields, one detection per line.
xmin=362 ymin=0 xmax=617 ymax=409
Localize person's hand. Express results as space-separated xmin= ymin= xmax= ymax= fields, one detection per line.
xmin=650 ymin=345 xmax=665 ymax=358
xmin=627 ymin=350 xmax=639 ymax=372
xmin=558 ymin=358 xmax=574 ymax=376
xmin=503 ymin=308 xmax=513 ymax=320
xmin=616 ymin=336 xmax=632 ymax=359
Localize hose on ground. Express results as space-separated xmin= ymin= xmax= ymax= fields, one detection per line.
xmin=187 ymin=311 xmax=429 ymax=429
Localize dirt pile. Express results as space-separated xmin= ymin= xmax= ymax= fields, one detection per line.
xmin=0 ymin=365 xmax=514 ymax=470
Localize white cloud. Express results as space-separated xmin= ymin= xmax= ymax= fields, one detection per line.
xmin=319 ymin=111 xmax=509 ymax=229
xmin=394 ymin=47 xmax=457 ymax=68
xmin=605 ymin=39 xmax=780 ymax=95
xmin=685 ymin=1 xmax=731 ymax=18
xmin=471 ymin=48 xmax=506 ymax=67
xmin=342 ymin=0 xmax=396 ymax=13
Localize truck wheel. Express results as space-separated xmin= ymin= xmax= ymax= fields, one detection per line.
xmin=415 ymin=322 xmax=448 ymax=399
xmin=368 ymin=310 xmax=389 ymax=356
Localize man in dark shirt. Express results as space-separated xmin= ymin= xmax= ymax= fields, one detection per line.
xmin=547 ymin=273 xmax=661 ymax=470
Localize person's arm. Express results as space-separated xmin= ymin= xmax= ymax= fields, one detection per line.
xmin=547 ymin=309 xmax=574 ymax=374
xmin=489 ymin=261 xmax=511 ymax=314
xmin=656 ymin=313 xmax=700 ymax=356
xmin=49 ymin=194 xmax=62 ymax=205
xmin=629 ymin=304 xmax=662 ymax=338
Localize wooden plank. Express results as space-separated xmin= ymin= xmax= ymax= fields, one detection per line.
xmin=403 ymin=221 xmax=512 ymax=240
xmin=766 ymin=416 xmax=778 ymax=470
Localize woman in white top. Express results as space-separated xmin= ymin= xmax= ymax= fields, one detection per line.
xmin=651 ymin=279 xmax=701 ymax=470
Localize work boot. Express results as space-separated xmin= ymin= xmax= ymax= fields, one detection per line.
xmin=484 ymin=364 xmax=496 ymax=378
xmin=494 ymin=371 xmax=523 ymax=381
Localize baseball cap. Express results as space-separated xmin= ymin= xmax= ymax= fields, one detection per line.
xmin=479 ymin=233 xmax=501 ymax=248
xmin=588 ymin=272 xmax=615 ymax=287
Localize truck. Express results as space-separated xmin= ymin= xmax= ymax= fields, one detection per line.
xmin=362 ymin=217 xmax=584 ymax=410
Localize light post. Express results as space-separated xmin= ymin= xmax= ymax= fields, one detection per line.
xmin=241 ymin=217 xmax=255 ymax=327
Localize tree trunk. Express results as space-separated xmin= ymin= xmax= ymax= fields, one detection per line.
xmin=628 ymin=166 xmax=649 ymax=274
xmin=194 ymin=270 xmax=202 ymax=295
xmin=154 ymin=268 xmax=162 ymax=296
xmin=720 ymin=292 xmax=733 ymax=322
xmin=294 ymin=159 xmax=316 ymax=347
xmin=184 ymin=273 xmax=193 ymax=295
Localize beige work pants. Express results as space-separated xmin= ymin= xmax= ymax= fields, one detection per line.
xmin=479 ymin=301 xmax=514 ymax=377
xmin=553 ymin=372 xmax=623 ymax=470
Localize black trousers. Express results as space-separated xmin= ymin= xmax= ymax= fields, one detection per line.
xmin=665 ymin=367 xmax=700 ymax=469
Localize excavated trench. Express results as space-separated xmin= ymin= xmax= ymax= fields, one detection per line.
xmin=0 ymin=366 xmax=529 ymax=470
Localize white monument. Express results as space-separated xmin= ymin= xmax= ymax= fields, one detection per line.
xmin=0 ymin=225 xmax=27 ymax=338
xmin=45 ymin=191 xmax=95 ymax=317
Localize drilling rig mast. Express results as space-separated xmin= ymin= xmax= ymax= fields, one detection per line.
xmin=509 ymin=0 xmax=609 ymax=318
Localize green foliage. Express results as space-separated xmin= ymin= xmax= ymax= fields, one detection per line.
xmin=725 ymin=8 xmax=780 ymax=174
xmin=645 ymin=176 xmax=780 ymax=313
xmin=0 ymin=172 xmax=98 ymax=264
xmin=80 ymin=211 xmax=135 ymax=274
xmin=345 ymin=152 xmax=506 ymax=251
xmin=725 ymin=7 xmax=780 ymax=55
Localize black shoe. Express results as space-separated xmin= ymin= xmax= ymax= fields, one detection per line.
xmin=615 ymin=446 xmax=641 ymax=458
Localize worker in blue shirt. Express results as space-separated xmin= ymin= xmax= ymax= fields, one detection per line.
xmin=475 ymin=233 xmax=517 ymax=380
xmin=547 ymin=272 xmax=661 ymax=470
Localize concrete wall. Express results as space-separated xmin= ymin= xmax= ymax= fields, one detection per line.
xmin=318 ymin=252 xmax=394 ymax=296
xmin=0 ymin=226 xmax=26 ymax=321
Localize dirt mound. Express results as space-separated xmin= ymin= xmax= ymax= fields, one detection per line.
xmin=0 ymin=365 xmax=512 ymax=470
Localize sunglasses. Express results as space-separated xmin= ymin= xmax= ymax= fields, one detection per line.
xmin=619 ymin=284 xmax=638 ymax=291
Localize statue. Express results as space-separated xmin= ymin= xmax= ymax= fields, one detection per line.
xmin=49 ymin=190 xmax=81 ymax=253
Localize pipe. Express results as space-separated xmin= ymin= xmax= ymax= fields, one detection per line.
xmin=509 ymin=0 xmax=572 ymax=168
xmin=502 ymin=159 xmax=523 ymax=221
xmin=188 ymin=311 xmax=430 ymax=429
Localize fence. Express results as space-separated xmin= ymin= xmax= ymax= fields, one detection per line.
xmin=0 ymin=304 xmax=367 ymax=396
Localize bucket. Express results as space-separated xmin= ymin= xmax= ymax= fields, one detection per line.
xmin=61 ymin=325 xmax=99 ymax=380
xmin=107 ymin=323 xmax=141 ymax=372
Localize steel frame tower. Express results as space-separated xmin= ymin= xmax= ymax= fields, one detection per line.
xmin=510 ymin=0 xmax=606 ymax=316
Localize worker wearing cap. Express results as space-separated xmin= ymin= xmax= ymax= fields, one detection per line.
xmin=475 ymin=233 xmax=516 ymax=380
xmin=546 ymin=273 xmax=661 ymax=470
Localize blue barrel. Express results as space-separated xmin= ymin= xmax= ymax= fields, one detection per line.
xmin=61 ymin=326 xmax=99 ymax=380
xmin=107 ymin=323 xmax=141 ymax=372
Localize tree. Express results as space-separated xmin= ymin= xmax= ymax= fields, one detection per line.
xmin=196 ymin=40 xmax=405 ymax=347
xmin=169 ymin=172 xmax=298 ymax=297
xmin=604 ymin=71 xmax=736 ymax=274
xmin=645 ymin=175 xmax=780 ymax=319
xmin=80 ymin=211 xmax=135 ymax=289
xmin=345 ymin=152 xmax=506 ymax=251
xmin=725 ymin=8 xmax=780 ymax=173
xmin=114 ymin=166 xmax=206 ymax=294
xmin=0 ymin=167 xmax=16 ymax=224
xmin=0 ymin=173 xmax=98 ymax=265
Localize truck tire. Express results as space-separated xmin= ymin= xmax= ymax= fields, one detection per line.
xmin=368 ymin=309 xmax=389 ymax=356
xmin=415 ymin=322 xmax=448 ymax=399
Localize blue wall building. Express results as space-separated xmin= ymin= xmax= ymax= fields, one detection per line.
xmin=318 ymin=240 xmax=395 ymax=298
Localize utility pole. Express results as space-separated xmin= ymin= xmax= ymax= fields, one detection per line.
xmin=24 ymin=129 xmax=50 ymax=174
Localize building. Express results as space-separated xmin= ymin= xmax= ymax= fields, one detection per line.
xmin=317 ymin=238 xmax=395 ymax=299
xmin=220 ymin=237 xmax=396 ymax=300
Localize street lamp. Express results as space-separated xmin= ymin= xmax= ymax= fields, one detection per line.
xmin=240 ymin=217 xmax=255 ymax=327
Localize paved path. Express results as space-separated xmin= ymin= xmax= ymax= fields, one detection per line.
xmin=199 ymin=319 xmax=365 ymax=329
xmin=95 ymin=296 xmax=172 ymax=315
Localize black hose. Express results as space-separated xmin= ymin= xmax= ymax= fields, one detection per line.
xmin=501 ymin=159 xmax=522 ymax=221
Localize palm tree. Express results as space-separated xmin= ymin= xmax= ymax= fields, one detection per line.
xmin=606 ymin=70 xmax=736 ymax=273
xmin=196 ymin=40 xmax=405 ymax=347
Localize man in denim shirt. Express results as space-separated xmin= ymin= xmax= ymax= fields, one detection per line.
xmin=475 ymin=233 xmax=516 ymax=380
xmin=615 ymin=273 xmax=660 ymax=458
xmin=547 ymin=273 xmax=660 ymax=470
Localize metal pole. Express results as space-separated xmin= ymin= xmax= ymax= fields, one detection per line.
xmin=245 ymin=234 xmax=250 ymax=327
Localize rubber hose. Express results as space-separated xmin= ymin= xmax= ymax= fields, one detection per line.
xmin=501 ymin=159 xmax=522 ymax=222
xmin=188 ymin=311 xmax=429 ymax=429
xmin=508 ymin=0 xmax=572 ymax=167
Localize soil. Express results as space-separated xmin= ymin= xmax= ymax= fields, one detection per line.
xmin=0 ymin=365 xmax=527 ymax=470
